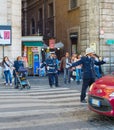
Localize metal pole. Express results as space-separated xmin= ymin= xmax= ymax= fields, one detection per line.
xmin=2 ymin=45 xmax=4 ymax=58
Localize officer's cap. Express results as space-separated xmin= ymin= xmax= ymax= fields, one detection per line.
xmin=86 ymin=48 xmax=94 ymax=55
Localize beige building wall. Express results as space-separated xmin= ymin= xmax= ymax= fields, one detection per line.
xmin=0 ymin=0 xmax=22 ymax=61
xmin=80 ymin=0 xmax=114 ymax=73
xmin=55 ymin=0 xmax=80 ymax=54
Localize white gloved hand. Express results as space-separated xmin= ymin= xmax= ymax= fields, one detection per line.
xmin=103 ymin=58 xmax=109 ymax=62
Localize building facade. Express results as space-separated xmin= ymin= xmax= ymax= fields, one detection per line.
xmin=0 ymin=0 xmax=22 ymax=61
xmin=80 ymin=0 xmax=114 ymax=73
xmin=22 ymin=0 xmax=114 ymax=73
xmin=55 ymin=0 xmax=80 ymax=54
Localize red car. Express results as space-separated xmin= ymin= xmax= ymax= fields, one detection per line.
xmin=88 ymin=75 xmax=114 ymax=117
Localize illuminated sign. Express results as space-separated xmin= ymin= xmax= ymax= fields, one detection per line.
xmin=0 ymin=25 xmax=12 ymax=45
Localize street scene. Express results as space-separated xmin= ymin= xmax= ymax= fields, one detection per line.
xmin=0 ymin=0 xmax=114 ymax=130
xmin=0 ymin=75 xmax=114 ymax=130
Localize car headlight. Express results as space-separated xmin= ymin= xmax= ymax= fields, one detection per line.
xmin=109 ymin=92 xmax=114 ymax=97
xmin=89 ymin=84 xmax=94 ymax=92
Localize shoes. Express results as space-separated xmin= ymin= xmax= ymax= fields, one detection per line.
xmin=81 ymin=99 xmax=87 ymax=103
xmin=70 ymin=78 xmax=73 ymax=81
xmin=10 ymin=83 xmax=12 ymax=86
xmin=5 ymin=83 xmax=8 ymax=86
xmin=50 ymin=85 xmax=53 ymax=88
xmin=55 ymin=85 xmax=60 ymax=87
xmin=64 ymin=81 xmax=67 ymax=84
xmin=77 ymin=81 xmax=80 ymax=85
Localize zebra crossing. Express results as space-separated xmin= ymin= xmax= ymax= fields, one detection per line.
xmin=0 ymin=84 xmax=93 ymax=130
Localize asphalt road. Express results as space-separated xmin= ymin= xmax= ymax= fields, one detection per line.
xmin=0 ymin=75 xmax=114 ymax=130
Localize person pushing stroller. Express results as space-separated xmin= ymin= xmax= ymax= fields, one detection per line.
xmin=13 ymin=56 xmax=25 ymax=89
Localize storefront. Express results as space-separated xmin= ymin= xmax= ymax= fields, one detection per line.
xmin=22 ymin=36 xmax=43 ymax=75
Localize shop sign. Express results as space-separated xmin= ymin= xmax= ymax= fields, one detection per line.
xmin=49 ymin=39 xmax=55 ymax=49
xmin=32 ymin=47 xmax=38 ymax=52
xmin=99 ymin=29 xmax=104 ymax=39
xmin=0 ymin=25 xmax=12 ymax=45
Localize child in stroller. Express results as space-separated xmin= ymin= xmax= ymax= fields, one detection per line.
xmin=13 ymin=56 xmax=31 ymax=89
xmin=15 ymin=67 xmax=31 ymax=89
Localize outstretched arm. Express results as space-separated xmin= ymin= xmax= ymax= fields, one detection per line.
xmin=94 ymin=60 xmax=106 ymax=65
xmin=40 ymin=62 xmax=46 ymax=68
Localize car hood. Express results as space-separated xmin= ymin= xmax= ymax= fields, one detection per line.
xmin=89 ymin=75 xmax=114 ymax=97
xmin=95 ymin=75 xmax=114 ymax=87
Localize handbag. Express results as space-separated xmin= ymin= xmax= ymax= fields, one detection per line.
xmin=72 ymin=70 xmax=76 ymax=76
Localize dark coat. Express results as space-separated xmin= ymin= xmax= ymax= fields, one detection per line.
xmin=41 ymin=58 xmax=58 ymax=74
xmin=13 ymin=60 xmax=24 ymax=72
xmin=72 ymin=56 xmax=105 ymax=79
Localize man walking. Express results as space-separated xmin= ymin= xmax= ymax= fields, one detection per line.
xmin=69 ymin=48 xmax=106 ymax=103
xmin=60 ymin=52 xmax=71 ymax=84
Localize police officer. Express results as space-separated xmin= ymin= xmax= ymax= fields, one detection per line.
xmin=41 ymin=51 xmax=59 ymax=87
xmin=69 ymin=48 xmax=106 ymax=103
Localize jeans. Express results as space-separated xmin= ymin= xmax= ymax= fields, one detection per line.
xmin=4 ymin=70 xmax=12 ymax=84
xmin=64 ymin=68 xmax=71 ymax=84
xmin=94 ymin=66 xmax=101 ymax=78
xmin=76 ymin=68 xmax=82 ymax=81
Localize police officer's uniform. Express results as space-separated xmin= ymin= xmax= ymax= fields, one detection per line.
xmin=41 ymin=52 xmax=58 ymax=87
xmin=71 ymin=48 xmax=105 ymax=103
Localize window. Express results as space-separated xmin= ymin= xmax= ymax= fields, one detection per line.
xmin=69 ymin=0 xmax=77 ymax=9
xmin=48 ymin=3 xmax=53 ymax=17
xmin=31 ymin=19 xmax=35 ymax=34
xmin=38 ymin=8 xmax=43 ymax=20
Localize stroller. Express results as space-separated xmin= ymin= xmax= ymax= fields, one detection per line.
xmin=15 ymin=67 xmax=31 ymax=90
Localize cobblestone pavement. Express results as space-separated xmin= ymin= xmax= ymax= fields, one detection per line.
xmin=0 ymin=74 xmax=114 ymax=130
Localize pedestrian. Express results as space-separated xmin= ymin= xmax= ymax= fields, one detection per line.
xmin=13 ymin=56 xmax=24 ymax=88
xmin=1 ymin=56 xmax=13 ymax=86
xmin=40 ymin=51 xmax=59 ymax=87
xmin=75 ymin=54 xmax=82 ymax=84
xmin=60 ymin=52 xmax=71 ymax=84
xmin=93 ymin=54 xmax=104 ymax=79
xmin=68 ymin=48 xmax=106 ymax=103
xmin=71 ymin=53 xmax=77 ymax=81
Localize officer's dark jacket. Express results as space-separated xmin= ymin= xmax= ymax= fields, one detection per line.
xmin=41 ymin=58 xmax=58 ymax=74
xmin=72 ymin=56 xmax=105 ymax=79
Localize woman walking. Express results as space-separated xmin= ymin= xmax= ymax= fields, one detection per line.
xmin=2 ymin=56 xmax=13 ymax=86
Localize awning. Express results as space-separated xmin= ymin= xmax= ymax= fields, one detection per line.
xmin=23 ymin=41 xmax=43 ymax=47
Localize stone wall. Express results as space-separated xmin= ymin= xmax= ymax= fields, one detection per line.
xmin=80 ymin=0 xmax=114 ymax=74
xmin=0 ymin=0 xmax=22 ymax=62
xmin=100 ymin=0 xmax=114 ymax=73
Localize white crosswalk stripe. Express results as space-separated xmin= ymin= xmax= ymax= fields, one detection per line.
xmin=0 ymin=85 xmax=89 ymax=130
